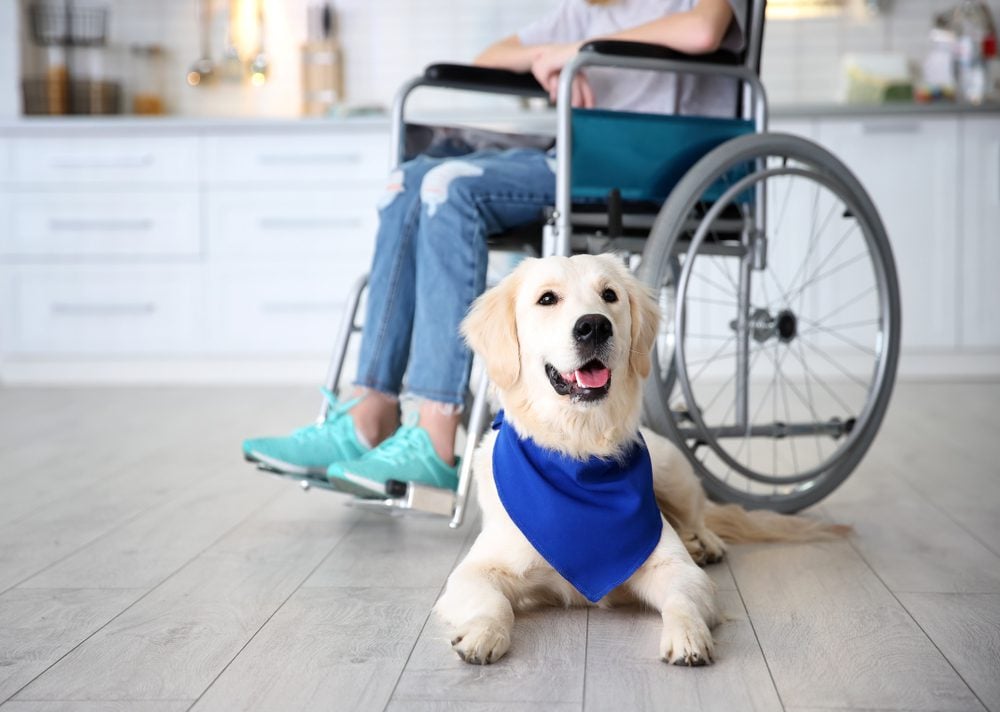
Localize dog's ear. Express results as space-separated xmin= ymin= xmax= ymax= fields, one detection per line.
xmin=461 ymin=271 xmax=521 ymax=390
xmin=625 ymin=271 xmax=660 ymax=380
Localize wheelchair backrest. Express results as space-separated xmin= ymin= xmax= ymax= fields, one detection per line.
xmin=570 ymin=0 xmax=765 ymax=205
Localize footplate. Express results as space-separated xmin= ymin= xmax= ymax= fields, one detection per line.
xmin=257 ymin=466 xmax=459 ymax=521
xmin=344 ymin=481 xmax=456 ymax=519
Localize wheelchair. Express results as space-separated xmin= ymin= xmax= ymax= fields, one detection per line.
xmin=266 ymin=0 xmax=901 ymax=527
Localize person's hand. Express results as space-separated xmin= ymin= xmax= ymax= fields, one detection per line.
xmin=530 ymin=43 xmax=594 ymax=108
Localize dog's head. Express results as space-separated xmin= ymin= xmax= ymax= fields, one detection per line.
xmin=462 ymin=254 xmax=660 ymax=458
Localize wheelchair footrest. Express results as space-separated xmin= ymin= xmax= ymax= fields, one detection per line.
xmin=345 ymin=480 xmax=457 ymax=519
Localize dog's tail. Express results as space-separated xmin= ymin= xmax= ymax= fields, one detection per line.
xmin=704 ymin=501 xmax=851 ymax=543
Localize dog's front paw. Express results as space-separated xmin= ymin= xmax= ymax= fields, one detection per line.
xmin=660 ymin=614 xmax=714 ymax=666
xmin=450 ymin=617 xmax=511 ymax=665
xmin=682 ymin=528 xmax=726 ymax=566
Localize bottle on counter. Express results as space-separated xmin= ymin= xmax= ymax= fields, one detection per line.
xmin=301 ymin=2 xmax=344 ymax=117
xmin=130 ymin=44 xmax=166 ymax=114
xmin=951 ymin=0 xmax=997 ymax=103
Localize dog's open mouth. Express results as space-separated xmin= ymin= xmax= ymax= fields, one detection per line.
xmin=545 ymin=359 xmax=611 ymax=402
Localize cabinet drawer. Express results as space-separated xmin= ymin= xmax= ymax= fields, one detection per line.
xmin=11 ymin=137 xmax=199 ymax=184
xmin=8 ymin=267 xmax=203 ymax=355
xmin=208 ymin=264 xmax=360 ymax=354
xmin=206 ymin=188 xmax=377 ymax=259
xmin=204 ymin=133 xmax=389 ymax=185
xmin=2 ymin=192 xmax=200 ymax=258
xmin=0 ymin=139 xmax=11 ymax=180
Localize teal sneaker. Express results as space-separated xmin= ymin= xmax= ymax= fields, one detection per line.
xmin=326 ymin=424 xmax=460 ymax=499
xmin=242 ymin=389 xmax=369 ymax=476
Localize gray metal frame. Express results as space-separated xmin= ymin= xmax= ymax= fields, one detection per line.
xmin=638 ymin=131 xmax=901 ymax=511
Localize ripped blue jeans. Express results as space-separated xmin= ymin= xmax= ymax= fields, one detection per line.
xmin=354 ymin=148 xmax=556 ymax=406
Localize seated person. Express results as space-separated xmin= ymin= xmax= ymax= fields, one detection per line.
xmin=242 ymin=0 xmax=747 ymax=496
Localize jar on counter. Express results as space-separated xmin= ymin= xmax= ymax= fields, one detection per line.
xmin=130 ymin=44 xmax=166 ymax=115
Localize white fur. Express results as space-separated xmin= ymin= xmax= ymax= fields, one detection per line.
xmin=437 ymin=254 xmax=725 ymax=666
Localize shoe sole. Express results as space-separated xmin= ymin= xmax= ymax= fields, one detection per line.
xmin=246 ymin=451 xmax=386 ymax=498
xmin=244 ymin=451 xmax=328 ymax=477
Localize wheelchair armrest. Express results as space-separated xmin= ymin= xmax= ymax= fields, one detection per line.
xmin=423 ymin=63 xmax=549 ymax=99
xmin=580 ymin=40 xmax=742 ymax=67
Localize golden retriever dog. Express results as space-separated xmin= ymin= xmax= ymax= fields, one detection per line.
xmin=435 ymin=253 xmax=841 ymax=666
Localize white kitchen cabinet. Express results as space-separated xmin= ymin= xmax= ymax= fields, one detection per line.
xmin=960 ymin=117 xmax=1000 ymax=348
xmin=10 ymin=136 xmax=199 ymax=185
xmin=206 ymin=188 xmax=378 ymax=260
xmin=7 ymin=265 xmax=204 ymax=355
xmin=203 ymin=132 xmax=388 ymax=185
xmin=206 ymin=263 xmax=359 ymax=355
xmin=816 ymin=116 xmax=961 ymax=351
xmin=3 ymin=191 xmax=200 ymax=258
xmin=0 ymin=138 xmax=11 ymax=178
xmin=0 ymin=112 xmax=996 ymax=382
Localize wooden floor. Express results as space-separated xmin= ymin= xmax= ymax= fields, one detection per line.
xmin=0 ymin=381 xmax=998 ymax=712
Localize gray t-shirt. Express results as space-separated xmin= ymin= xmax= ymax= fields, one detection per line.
xmin=517 ymin=0 xmax=747 ymax=117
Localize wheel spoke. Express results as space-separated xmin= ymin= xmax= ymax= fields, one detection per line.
xmin=797 ymin=318 xmax=877 ymax=356
xmin=812 ymin=285 xmax=877 ymax=325
xmin=799 ymin=336 xmax=872 ymax=391
xmin=792 ymin=339 xmax=857 ymax=413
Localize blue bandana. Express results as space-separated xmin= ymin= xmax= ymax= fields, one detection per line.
xmin=491 ymin=411 xmax=663 ymax=602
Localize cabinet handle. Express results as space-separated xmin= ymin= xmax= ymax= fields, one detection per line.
xmin=862 ymin=122 xmax=921 ymax=135
xmin=258 ymin=217 xmax=362 ymax=230
xmin=51 ymin=302 xmax=157 ymax=316
xmin=49 ymin=155 xmax=155 ymax=169
xmin=260 ymin=301 xmax=338 ymax=314
xmin=50 ymin=218 xmax=154 ymax=232
xmin=257 ymin=153 xmax=361 ymax=166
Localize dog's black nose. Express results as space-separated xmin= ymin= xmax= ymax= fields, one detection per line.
xmin=573 ymin=314 xmax=613 ymax=346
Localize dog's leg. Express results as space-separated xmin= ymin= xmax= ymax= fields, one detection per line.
xmin=626 ymin=528 xmax=720 ymax=666
xmin=435 ymin=535 xmax=520 ymax=666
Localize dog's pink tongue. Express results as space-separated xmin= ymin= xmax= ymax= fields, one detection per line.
xmin=575 ymin=367 xmax=610 ymax=389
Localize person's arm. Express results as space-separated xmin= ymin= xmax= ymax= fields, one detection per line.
xmin=473 ymin=34 xmax=542 ymax=73
xmin=530 ymin=0 xmax=737 ymax=104
xmin=474 ymin=34 xmax=596 ymax=107
xmin=605 ymin=0 xmax=736 ymax=54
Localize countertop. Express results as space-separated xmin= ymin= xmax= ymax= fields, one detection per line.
xmin=0 ymin=101 xmax=997 ymax=135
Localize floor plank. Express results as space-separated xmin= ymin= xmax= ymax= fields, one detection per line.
xmin=11 ymin=491 xmax=358 ymax=703
xmin=728 ymin=539 xmax=985 ymax=711
xmin=897 ymin=593 xmax=1000 ymax=712
xmin=303 ymin=513 xmax=474 ymax=589
xmin=190 ymin=586 xmax=440 ymax=712
xmin=864 ymin=382 xmax=1000 ymax=556
xmin=19 ymin=470 xmax=284 ymax=590
xmin=822 ymin=472 xmax=1000 ymax=594
xmin=0 ymin=588 xmax=144 ymax=702
xmin=584 ymin=590 xmax=783 ymax=712
xmin=390 ymin=608 xmax=588 ymax=706
xmin=386 ymin=703 xmax=581 ymax=712
xmin=0 ymin=702 xmax=191 ymax=712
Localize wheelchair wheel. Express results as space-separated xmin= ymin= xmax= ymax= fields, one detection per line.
xmin=639 ymin=133 xmax=900 ymax=513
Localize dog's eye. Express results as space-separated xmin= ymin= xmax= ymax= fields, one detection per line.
xmin=537 ymin=291 xmax=558 ymax=306
xmin=601 ymin=288 xmax=618 ymax=303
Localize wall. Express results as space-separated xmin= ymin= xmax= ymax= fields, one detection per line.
xmin=10 ymin=0 xmax=1000 ymax=117
xmin=14 ymin=0 xmax=559 ymax=118
xmin=764 ymin=0 xmax=1000 ymax=103
xmin=0 ymin=0 xmax=18 ymax=117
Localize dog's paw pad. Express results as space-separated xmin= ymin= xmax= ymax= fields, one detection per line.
xmin=450 ymin=618 xmax=511 ymax=665
xmin=660 ymin=617 xmax=714 ymax=667
xmin=670 ymin=650 xmax=711 ymax=666
xmin=683 ymin=530 xmax=727 ymax=567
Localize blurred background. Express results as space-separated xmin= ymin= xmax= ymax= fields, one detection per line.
xmin=0 ymin=0 xmax=998 ymax=385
